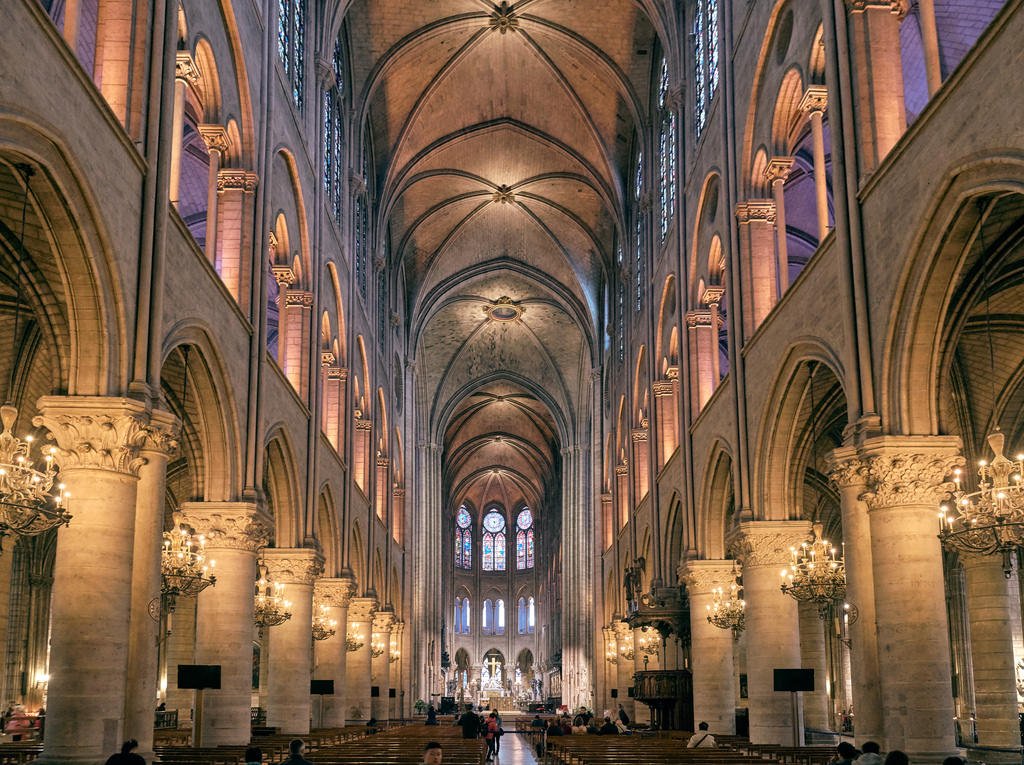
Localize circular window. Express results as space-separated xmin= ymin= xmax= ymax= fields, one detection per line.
xmin=483 ymin=511 xmax=505 ymax=533
xmin=457 ymin=507 xmax=471 ymax=528
xmin=517 ymin=508 xmax=533 ymax=529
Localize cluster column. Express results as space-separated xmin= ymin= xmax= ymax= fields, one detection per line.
xmin=264 ymin=548 xmax=324 ymax=734
xmin=34 ymin=397 xmax=151 ymax=765
xmin=314 ymin=576 xmax=356 ymax=727
xmin=860 ymin=436 xmax=961 ymax=760
xmin=180 ymin=501 xmax=273 ymax=746
xmin=346 ymin=597 xmax=377 ymax=721
xmin=679 ymin=560 xmax=738 ymax=733
xmin=371 ymin=609 xmax=396 ymax=721
xmin=728 ymin=520 xmax=810 ymax=745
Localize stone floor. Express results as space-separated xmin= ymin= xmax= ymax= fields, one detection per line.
xmin=488 ymin=731 xmax=540 ymax=764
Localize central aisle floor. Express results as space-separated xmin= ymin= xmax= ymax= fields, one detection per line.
xmin=489 ymin=731 xmax=541 ymax=765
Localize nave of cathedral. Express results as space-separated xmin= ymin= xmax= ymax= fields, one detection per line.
xmin=0 ymin=0 xmax=1023 ymax=762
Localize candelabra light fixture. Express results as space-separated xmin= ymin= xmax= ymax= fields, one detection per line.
xmin=780 ymin=522 xmax=847 ymax=616
xmin=160 ymin=524 xmax=216 ymax=612
xmin=637 ymin=626 xmax=660 ymax=657
xmin=706 ymin=578 xmax=746 ymax=638
xmin=345 ymin=631 xmax=364 ymax=652
xmin=939 ymin=430 xmax=1024 ymax=577
xmin=254 ymin=562 xmax=291 ymax=631
xmin=605 ymin=640 xmax=619 ymax=665
xmin=312 ymin=602 xmax=337 ymax=641
xmin=370 ymin=633 xmax=386 ymax=658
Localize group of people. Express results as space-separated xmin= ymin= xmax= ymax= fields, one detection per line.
xmin=455 ymin=706 xmax=504 ymax=760
xmin=833 ymin=741 xmax=966 ymax=765
xmin=104 ymin=737 xmax=319 ymax=765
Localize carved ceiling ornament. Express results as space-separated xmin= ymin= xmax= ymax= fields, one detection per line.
xmin=262 ymin=548 xmax=326 ymax=586
xmin=727 ymin=520 xmax=812 ymax=568
xmin=490 ymin=1 xmax=520 ymax=34
xmin=34 ymin=397 xmax=152 ymax=477
xmin=482 ymin=295 xmax=524 ymax=322
xmin=176 ymin=503 xmax=273 ymax=552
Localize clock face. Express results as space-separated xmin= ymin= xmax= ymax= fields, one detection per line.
xmin=517 ymin=508 xmax=533 ymax=529
xmin=483 ymin=511 xmax=505 ymax=533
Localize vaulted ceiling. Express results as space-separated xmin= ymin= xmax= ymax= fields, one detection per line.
xmin=347 ymin=0 xmax=658 ymax=443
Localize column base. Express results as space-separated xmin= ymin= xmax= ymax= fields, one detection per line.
xmin=965 ymin=746 xmax=1022 ymax=765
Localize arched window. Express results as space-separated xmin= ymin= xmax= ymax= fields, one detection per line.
xmin=482 ymin=510 xmax=506 ymax=572
xmin=634 ymin=152 xmax=645 ymax=313
xmin=354 ymin=141 xmax=370 ymax=301
xmin=617 ymin=244 xmax=626 ymax=363
xmin=528 ymin=597 xmax=536 ymax=634
xmin=463 ymin=597 xmax=471 ymax=634
xmin=277 ymin=0 xmax=305 ymax=110
xmin=455 ymin=506 xmax=472 ymax=570
xmin=518 ymin=597 xmax=527 ymax=634
xmin=516 ymin=508 xmax=535 ymax=570
xmin=693 ymin=0 xmax=719 ymax=137
xmin=657 ymin=58 xmax=677 ymax=241
xmin=497 ymin=599 xmax=505 ymax=635
xmin=454 ymin=597 xmax=462 ymax=634
xmin=483 ymin=599 xmax=494 ymax=634
xmin=323 ymin=39 xmax=345 ymax=220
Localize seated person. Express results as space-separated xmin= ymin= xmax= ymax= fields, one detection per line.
xmin=599 ymin=717 xmax=619 ymax=735
xmin=687 ymin=721 xmax=716 ymax=748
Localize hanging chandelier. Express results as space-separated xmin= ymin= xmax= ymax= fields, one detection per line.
xmin=312 ymin=602 xmax=337 ymax=641
xmin=939 ymin=430 xmax=1024 ymax=576
xmin=370 ymin=633 xmax=386 ymax=658
xmin=254 ymin=562 xmax=291 ymax=630
xmin=345 ymin=631 xmax=364 ymax=652
xmin=389 ymin=638 xmax=400 ymax=664
xmin=637 ymin=626 xmax=660 ymax=657
xmin=706 ymin=580 xmax=746 ymax=638
xmin=0 ymin=165 xmax=73 ymax=548
xmin=780 ymin=522 xmax=846 ymax=616
xmin=161 ymin=524 xmax=216 ymax=612
xmin=605 ymin=639 xmax=619 ymax=666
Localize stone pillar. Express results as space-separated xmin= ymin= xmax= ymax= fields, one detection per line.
xmin=389 ymin=621 xmax=404 ymax=719
xmin=124 ymin=411 xmax=179 ymax=760
xmin=798 ymin=602 xmax=829 ymax=730
xmin=686 ymin=310 xmax=717 ymax=414
xmin=613 ymin=620 xmax=636 ymax=720
xmin=846 ymin=0 xmax=906 ymax=174
xmin=653 ymin=378 xmax=677 ymax=470
xmin=860 ymin=437 xmax=961 ymax=760
xmin=284 ymin=290 xmax=313 ymax=397
xmin=729 ymin=520 xmax=810 ymax=745
xmin=960 ymin=554 xmax=1022 ymax=761
xmin=271 ymin=265 xmax=295 ymax=371
xmin=765 ymin=158 xmax=794 ymax=295
xmin=264 ymin=548 xmax=324 ymax=734
xmin=704 ymin=286 xmax=724 ymax=385
xmin=828 ymin=449 xmax=884 ymax=742
xmin=913 ymin=0 xmax=943 ymax=96
xmin=799 ymin=87 xmax=831 ymax=243
xmin=680 ymin=560 xmax=738 ymax=734
xmin=181 ymin=502 xmax=272 ymax=746
xmin=735 ymin=200 xmax=778 ymax=339
xmin=169 ymin=53 xmax=198 ymax=208
xmin=346 ymin=597 xmax=376 ymax=721
xmin=371 ymin=609 xmax=395 ymax=721
xmin=34 ymin=397 xmax=150 ymax=765
xmin=314 ymin=577 xmax=355 ymax=728
xmin=215 ymin=170 xmax=258 ymax=306
xmin=198 ymin=125 xmax=229 ymax=265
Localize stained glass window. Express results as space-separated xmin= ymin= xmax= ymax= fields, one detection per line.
xmin=518 ymin=597 xmax=527 ymax=634
xmin=657 ymin=58 xmax=677 ymax=241
xmin=617 ymin=244 xmax=625 ymax=363
xmin=483 ymin=599 xmax=493 ymax=634
xmin=635 ymin=152 xmax=644 ymax=313
xmin=463 ymin=597 xmax=471 ymax=632
xmin=528 ymin=597 xmax=536 ymax=633
xmin=497 ymin=599 xmax=505 ymax=634
xmin=482 ymin=511 xmax=506 ymax=571
xmin=277 ymin=0 xmax=305 ymax=110
xmin=708 ymin=0 xmax=720 ymax=95
xmin=455 ymin=506 xmax=472 ymax=570
xmin=323 ymin=38 xmax=345 ymax=222
xmin=516 ymin=509 xmax=534 ymax=570
xmin=694 ymin=0 xmax=719 ymax=138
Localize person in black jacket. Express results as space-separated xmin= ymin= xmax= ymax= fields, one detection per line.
xmin=282 ymin=739 xmax=313 ymax=765
xmin=104 ymin=740 xmax=145 ymax=765
xmin=598 ymin=717 xmax=618 ymax=735
xmin=458 ymin=707 xmax=479 ymax=739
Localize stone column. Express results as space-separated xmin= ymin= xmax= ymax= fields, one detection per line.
xmin=798 ymin=602 xmax=829 ymax=731
xmin=728 ymin=520 xmax=810 ymax=745
xmin=686 ymin=310 xmax=717 ymax=413
xmin=860 ymin=436 xmax=961 ymax=760
xmin=960 ymin=554 xmax=1022 ymax=762
xmin=314 ymin=576 xmax=355 ymax=727
xmin=34 ymin=397 xmax=150 ymax=765
xmin=346 ymin=597 xmax=377 ymax=721
xmin=765 ymin=158 xmax=794 ymax=295
xmin=198 ymin=125 xmax=229 ymax=265
xmin=215 ymin=170 xmax=258 ymax=306
xmin=180 ymin=502 xmax=272 ymax=746
xmin=264 ymin=548 xmax=324 ymax=734
xmin=169 ymin=53 xmax=198 ymax=208
xmin=371 ymin=609 xmax=395 ymax=721
xmin=828 ymin=449 xmax=884 ymax=742
xmin=680 ymin=560 xmax=739 ymax=734
xmin=390 ymin=621 xmax=404 ymax=719
xmin=735 ymin=200 xmax=778 ymax=338
xmin=799 ymin=87 xmax=831 ymax=243
xmin=271 ymin=265 xmax=295 ymax=371
xmin=124 ymin=411 xmax=179 ymax=760
xmin=613 ymin=620 xmax=635 ymax=720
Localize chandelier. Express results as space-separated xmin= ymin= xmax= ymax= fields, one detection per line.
xmin=254 ymin=562 xmax=291 ymax=630
xmin=389 ymin=639 xmax=400 ymax=664
xmin=940 ymin=430 xmax=1024 ymax=576
xmin=0 ymin=166 xmax=73 ymax=547
xmin=637 ymin=626 xmax=660 ymax=657
xmin=345 ymin=631 xmax=364 ymax=652
xmin=160 ymin=524 xmax=216 ymax=611
xmin=706 ymin=580 xmax=746 ymax=638
xmin=370 ymin=634 xmax=386 ymax=658
xmin=312 ymin=602 xmax=337 ymax=641
xmin=780 ymin=522 xmax=846 ymax=615
xmin=619 ymin=643 xmax=635 ymax=662
xmin=605 ymin=639 xmax=619 ymax=665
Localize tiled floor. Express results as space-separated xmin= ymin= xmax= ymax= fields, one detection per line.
xmin=486 ymin=732 xmax=540 ymax=764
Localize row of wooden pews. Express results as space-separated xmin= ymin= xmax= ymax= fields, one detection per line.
xmin=546 ymin=734 xmax=784 ymax=765
xmin=306 ymin=725 xmax=486 ymax=765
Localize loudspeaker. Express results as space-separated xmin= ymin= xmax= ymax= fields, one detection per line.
xmin=310 ymin=680 xmax=335 ymax=695
xmin=177 ymin=664 xmax=221 ymax=690
xmin=773 ymin=668 xmax=814 ymax=692
xmin=610 ymin=689 xmax=618 ymax=699
xmin=389 ymin=688 xmax=396 ymax=698
xmin=627 ymin=687 xmax=635 ymax=698
xmin=371 ymin=686 xmax=380 ymax=697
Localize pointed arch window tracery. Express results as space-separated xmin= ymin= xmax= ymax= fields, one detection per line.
xmin=516 ymin=508 xmax=534 ymax=570
xmin=455 ymin=506 xmax=472 ymax=570
xmin=277 ymin=0 xmax=305 ymax=110
xmin=657 ymin=58 xmax=677 ymax=241
xmin=482 ymin=510 xmax=506 ymax=572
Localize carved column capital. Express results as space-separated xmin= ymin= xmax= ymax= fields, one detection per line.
xmin=348 ymin=596 xmax=378 ymax=623
xmin=34 ymin=396 xmax=151 ymax=476
xmin=373 ymin=608 xmax=396 ymax=633
xmin=765 ymin=157 xmax=795 ymax=185
xmin=142 ymin=409 xmax=180 ymax=457
xmin=198 ymin=124 xmax=230 ymax=155
xmin=315 ymin=576 xmax=357 ymax=608
xmin=217 ymin=170 xmax=259 ymax=193
xmin=272 ymin=265 xmax=296 ymax=289
xmin=799 ymin=86 xmax=829 ymax=115
xmin=858 ymin=436 xmax=963 ymax=510
xmin=702 ymin=285 xmax=725 ymax=307
xmin=685 ymin=309 xmax=713 ymax=328
xmin=827 ymin=445 xmax=869 ymax=490
xmin=726 ymin=520 xmax=812 ymax=568
xmin=177 ymin=502 xmax=273 ymax=552
xmin=735 ymin=199 xmax=776 ymax=225
xmin=175 ymin=52 xmax=200 ymax=84
xmin=678 ymin=559 xmax=740 ymax=594
xmin=261 ymin=547 xmax=325 ymax=586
